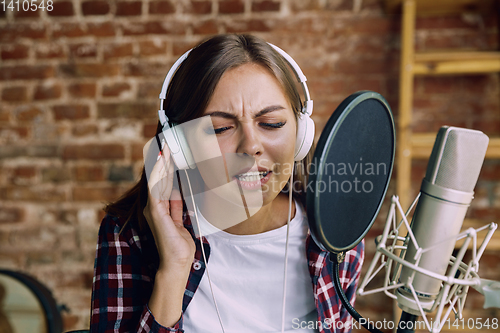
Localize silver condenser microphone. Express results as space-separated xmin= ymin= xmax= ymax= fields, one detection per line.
xmin=396 ymin=126 xmax=489 ymax=314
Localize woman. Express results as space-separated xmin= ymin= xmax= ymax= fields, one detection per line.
xmin=90 ymin=34 xmax=363 ymax=333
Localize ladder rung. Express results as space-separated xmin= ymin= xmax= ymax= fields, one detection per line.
xmin=415 ymin=51 xmax=500 ymax=62
xmin=413 ymin=57 xmax=500 ymax=75
xmin=409 ymin=134 xmax=500 ymax=159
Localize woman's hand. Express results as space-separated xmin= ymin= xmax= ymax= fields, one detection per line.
xmin=143 ymin=143 xmax=196 ymax=271
xmin=143 ymin=141 xmax=196 ymax=327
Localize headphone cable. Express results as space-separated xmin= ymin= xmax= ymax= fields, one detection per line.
xmin=281 ymin=163 xmax=294 ymax=333
xmin=183 ymin=169 xmax=226 ymax=333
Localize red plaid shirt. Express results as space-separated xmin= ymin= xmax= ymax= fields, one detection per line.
xmin=90 ymin=213 xmax=364 ymax=333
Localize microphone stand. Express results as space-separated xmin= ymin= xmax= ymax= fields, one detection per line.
xmin=397 ymin=311 xmax=417 ymax=333
xmin=330 ymin=252 xmax=384 ymax=333
xmin=395 ymin=269 xmax=461 ymax=333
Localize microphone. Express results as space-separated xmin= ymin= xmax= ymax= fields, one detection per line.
xmin=357 ymin=125 xmax=499 ymax=333
xmin=396 ymin=126 xmax=489 ymax=315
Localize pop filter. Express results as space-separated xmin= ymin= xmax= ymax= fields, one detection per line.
xmin=307 ymin=91 xmax=395 ymax=254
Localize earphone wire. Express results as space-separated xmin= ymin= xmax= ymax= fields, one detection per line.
xmin=183 ymin=169 xmax=226 ymax=333
xmin=281 ymin=163 xmax=294 ymax=333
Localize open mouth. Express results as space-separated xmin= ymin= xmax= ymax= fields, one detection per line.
xmin=235 ymin=170 xmax=270 ymax=182
xmin=232 ymin=169 xmax=272 ymax=190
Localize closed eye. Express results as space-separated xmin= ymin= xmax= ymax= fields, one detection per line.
xmin=261 ymin=121 xmax=286 ymax=129
xmin=214 ymin=126 xmax=232 ymax=134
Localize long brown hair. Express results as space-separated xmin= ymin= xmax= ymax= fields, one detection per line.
xmin=104 ymin=34 xmax=314 ymax=230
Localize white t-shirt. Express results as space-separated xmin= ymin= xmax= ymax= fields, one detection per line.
xmin=183 ymin=202 xmax=319 ymax=333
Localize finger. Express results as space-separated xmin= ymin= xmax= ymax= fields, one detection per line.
xmin=147 ymin=142 xmax=170 ymax=186
xmin=150 ymin=153 xmax=175 ymax=201
xmin=144 ymin=135 xmax=170 ymax=188
xmin=148 ymin=147 xmax=174 ymax=201
xmin=170 ymin=189 xmax=183 ymax=226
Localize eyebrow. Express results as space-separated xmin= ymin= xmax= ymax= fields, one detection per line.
xmin=205 ymin=105 xmax=285 ymax=119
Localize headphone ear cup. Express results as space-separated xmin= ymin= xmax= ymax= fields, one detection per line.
xmin=294 ymin=113 xmax=315 ymax=161
xmin=162 ymin=125 xmax=196 ymax=170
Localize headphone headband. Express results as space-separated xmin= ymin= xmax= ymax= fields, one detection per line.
xmin=158 ymin=42 xmax=313 ymax=128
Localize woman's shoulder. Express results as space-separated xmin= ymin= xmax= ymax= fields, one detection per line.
xmin=99 ymin=213 xmax=125 ymax=228
xmin=98 ymin=213 xmax=150 ymax=252
xmin=99 ymin=213 xmax=134 ymax=235
xmin=94 ymin=213 xmax=160 ymax=280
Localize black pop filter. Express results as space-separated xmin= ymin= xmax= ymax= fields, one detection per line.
xmin=307 ymin=91 xmax=395 ymax=254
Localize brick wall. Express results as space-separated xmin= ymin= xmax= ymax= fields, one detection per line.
xmin=0 ymin=0 xmax=499 ymax=331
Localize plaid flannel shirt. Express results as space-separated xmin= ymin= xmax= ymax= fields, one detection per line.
xmin=91 ymin=213 xmax=364 ymax=333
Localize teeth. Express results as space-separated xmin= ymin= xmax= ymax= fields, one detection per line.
xmin=236 ymin=171 xmax=269 ymax=182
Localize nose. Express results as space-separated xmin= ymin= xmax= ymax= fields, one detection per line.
xmin=237 ymin=124 xmax=263 ymax=157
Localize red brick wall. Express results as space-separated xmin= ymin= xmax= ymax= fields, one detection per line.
xmin=1 ymin=0 xmax=499 ymax=331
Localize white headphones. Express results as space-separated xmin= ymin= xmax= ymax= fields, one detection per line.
xmin=158 ymin=42 xmax=315 ymax=170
